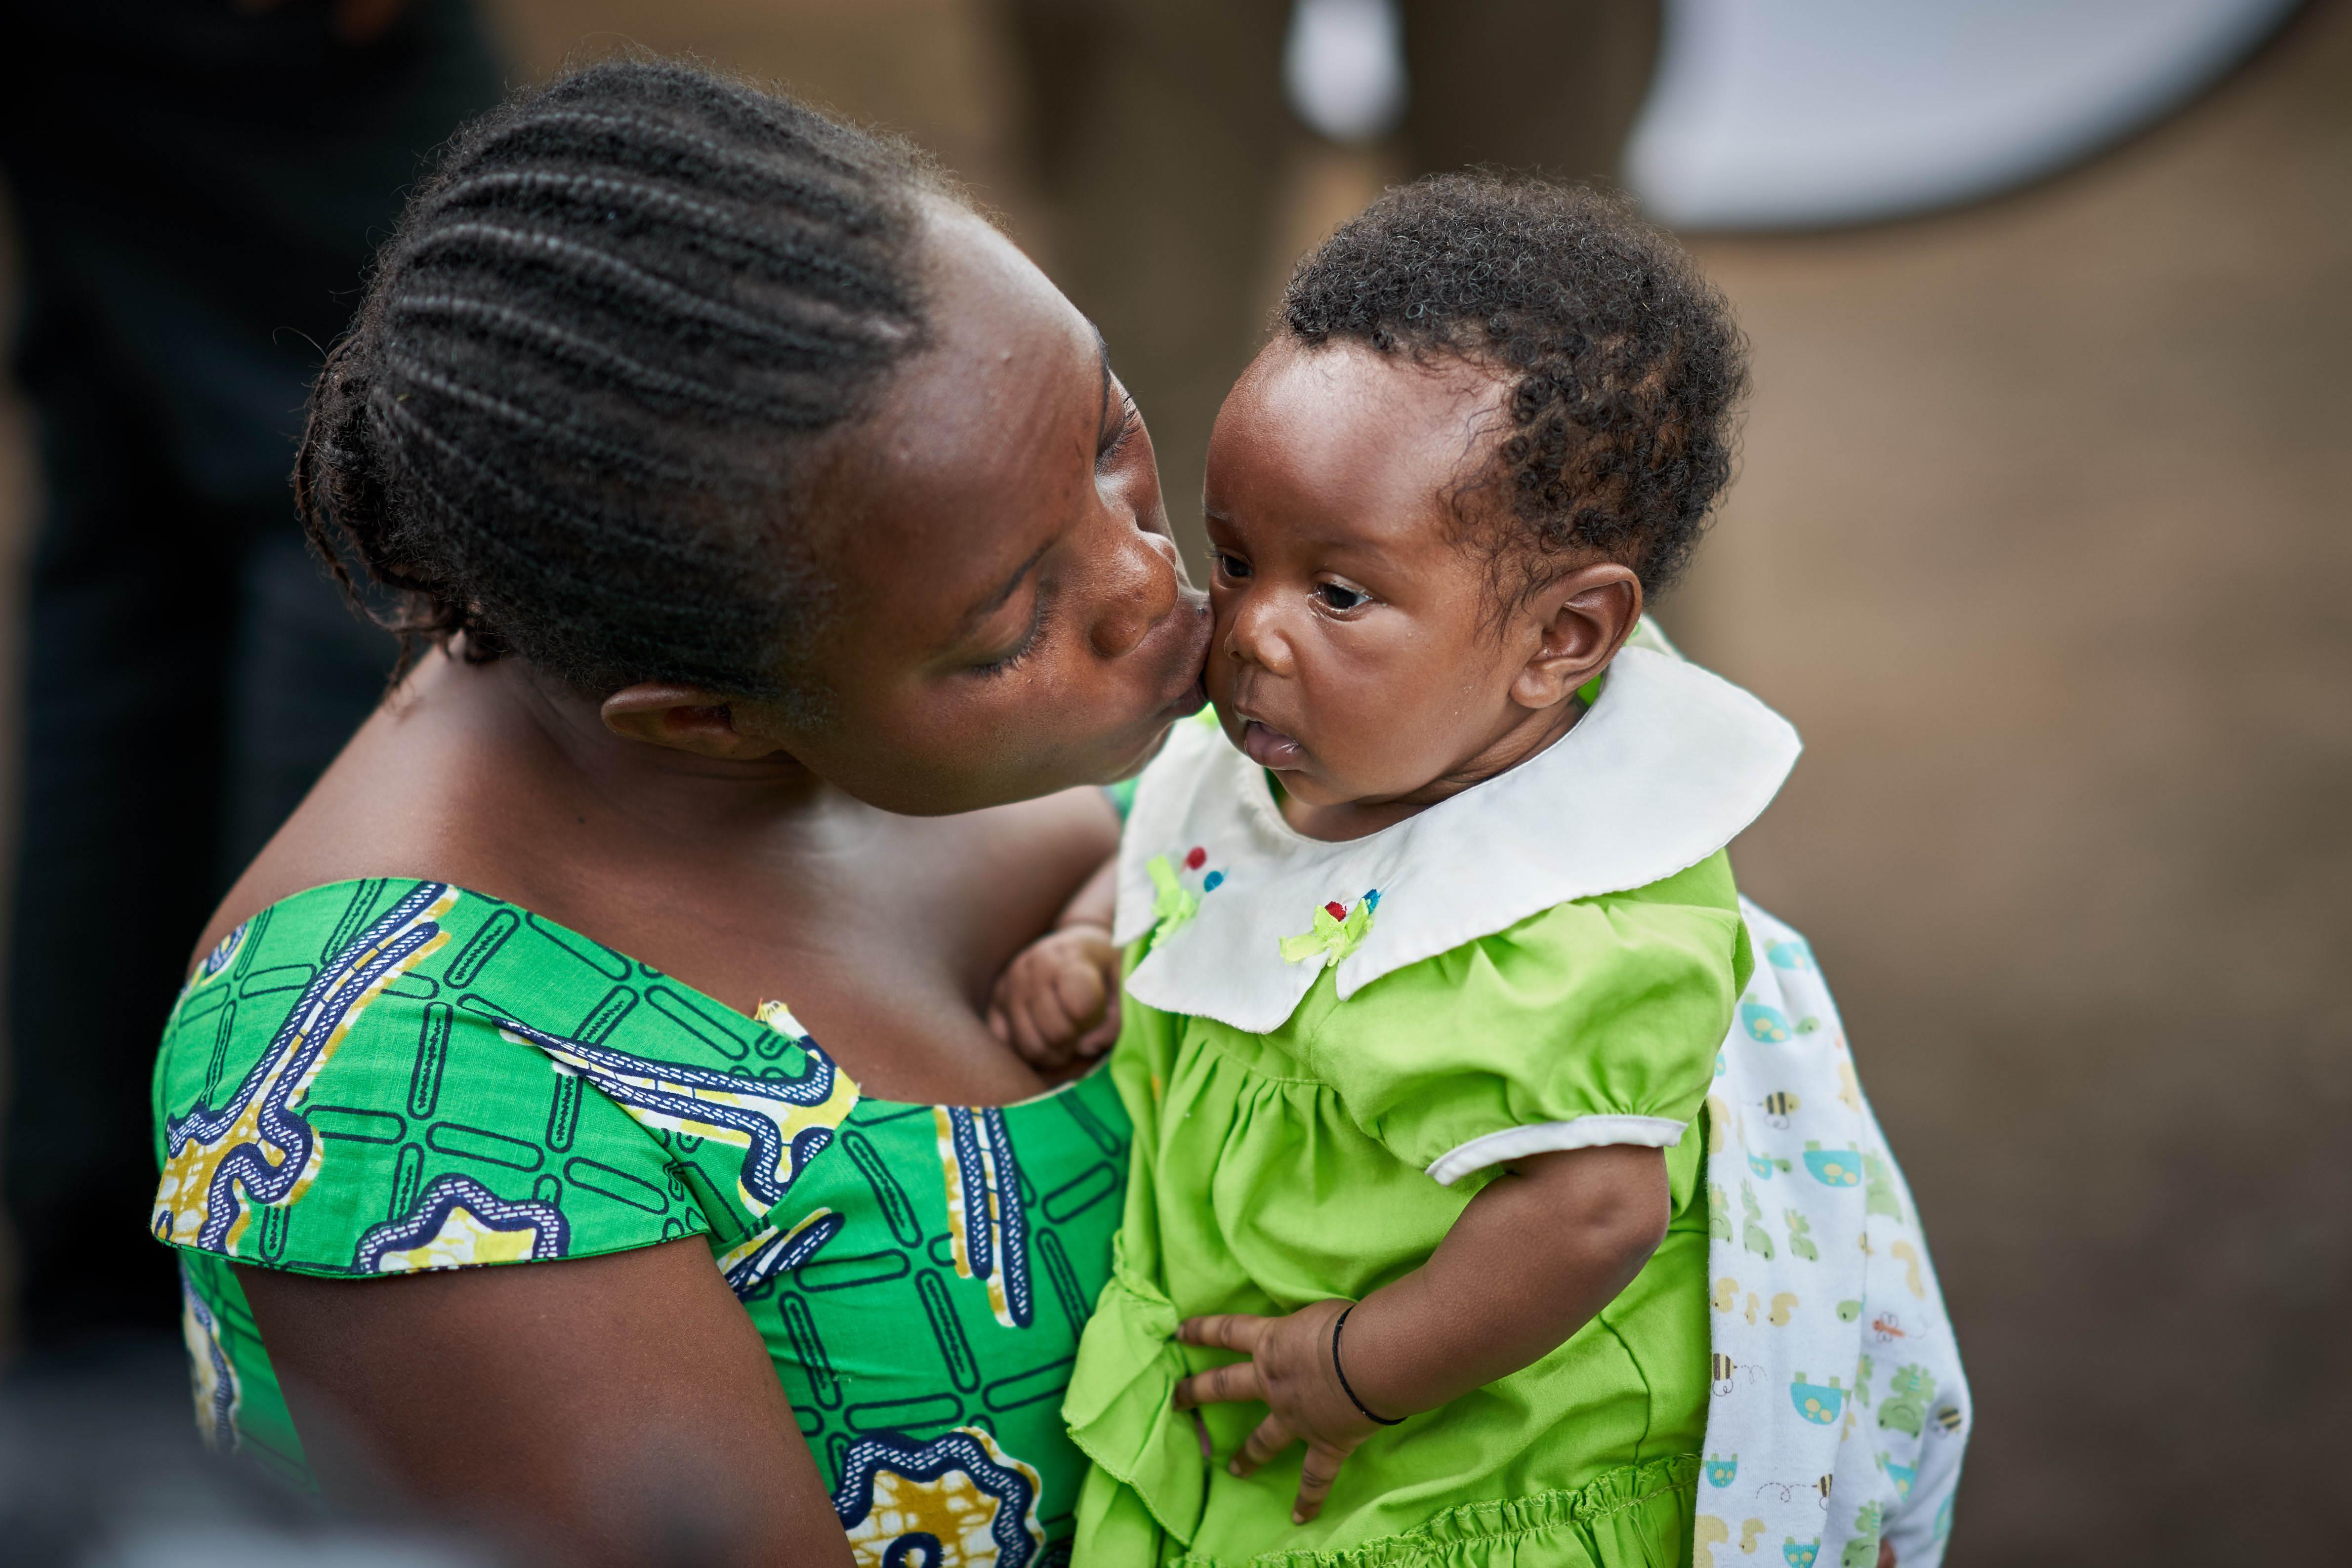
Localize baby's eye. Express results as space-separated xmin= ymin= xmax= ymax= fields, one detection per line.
xmin=1213 ymin=552 xmax=1252 ymax=581
xmin=1314 ymin=582 xmax=1367 ymax=613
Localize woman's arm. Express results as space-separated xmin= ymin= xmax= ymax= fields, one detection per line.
xmin=238 ymin=1239 xmax=854 ymax=1568
xmin=1171 ymin=1144 xmax=1670 ymax=1523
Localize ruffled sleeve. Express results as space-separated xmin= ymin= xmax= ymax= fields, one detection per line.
xmin=1304 ymin=853 xmax=1750 ymax=1188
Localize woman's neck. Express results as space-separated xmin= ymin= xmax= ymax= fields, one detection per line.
xmin=200 ymin=649 xmax=849 ymax=964
xmin=477 ymin=656 xmax=838 ymax=843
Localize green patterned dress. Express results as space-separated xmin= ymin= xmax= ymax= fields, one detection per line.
xmin=149 ymin=878 xmax=1131 ymax=1568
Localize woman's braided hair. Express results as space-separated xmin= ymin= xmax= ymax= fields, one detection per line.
xmin=1281 ymin=173 xmax=1747 ymax=598
xmin=297 ymin=58 xmax=944 ymax=713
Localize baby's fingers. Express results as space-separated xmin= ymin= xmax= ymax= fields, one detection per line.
xmin=1175 ymin=1314 xmax=1271 ymax=1354
xmin=1229 ymin=1411 xmax=1294 ymax=1478
xmin=1013 ymin=989 xmax=1080 ymax=1063
xmin=984 ymin=969 xmax=1018 ymax=1044
xmin=1291 ymin=1440 xmax=1353 ymax=1525
xmin=1172 ymin=1357 xmax=1263 ymax=1411
xmin=1074 ymin=977 xmax=1122 ymax=1055
xmin=1051 ymin=958 xmax=1109 ymax=1024
xmin=1074 ymin=1005 xmax=1121 ymax=1057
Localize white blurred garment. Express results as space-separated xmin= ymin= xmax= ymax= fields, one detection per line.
xmin=1627 ymin=0 xmax=2302 ymax=228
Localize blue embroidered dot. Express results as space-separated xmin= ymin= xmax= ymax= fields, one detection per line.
xmin=1203 ymin=871 xmax=1225 ymax=892
xmin=1363 ymin=888 xmax=1381 ymax=910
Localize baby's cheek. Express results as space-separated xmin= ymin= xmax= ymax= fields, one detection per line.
xmin=1300 ymin=663 xmax=1434 ymax=791
xmin=1202 ymin=641 xmax=1238 ymax=706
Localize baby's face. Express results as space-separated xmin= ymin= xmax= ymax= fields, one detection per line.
xmin=1201 ymin=338 xmax=1616 ymax=827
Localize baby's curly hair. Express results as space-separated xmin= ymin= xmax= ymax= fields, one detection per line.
xmin=1282 ymin=173 xmax=1747 ymax=598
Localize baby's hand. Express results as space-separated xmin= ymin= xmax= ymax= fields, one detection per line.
xmin=986 ymin=924 xmax=1122 ymax=1070
xmin=1173 ymin=1300 xmax=1389 ymax=1525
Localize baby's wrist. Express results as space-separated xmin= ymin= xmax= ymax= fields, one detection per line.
xmin=1317 ymin=1292 xmax=1449 ymax=1424
xmin=1329 ymin=1303 xmax=1405 ymax=1428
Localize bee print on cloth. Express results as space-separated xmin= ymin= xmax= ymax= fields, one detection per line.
xmin=936 ymin=1106 xmax=1034 ymax=1328
xmin=1696 ymin=899 xmax=1970 ymax=1568
xmin=153 ymin=883 xmax=457 ymax=1253
xmin=831 ymin=1427 xmax=1046 ymax=1568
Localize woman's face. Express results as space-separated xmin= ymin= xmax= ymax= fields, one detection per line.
xmin=776 ymin=203 xmax=1211 ymax=816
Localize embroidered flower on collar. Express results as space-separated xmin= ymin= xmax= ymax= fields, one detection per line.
xmin=1145 ymin=845 xmax=1223 ymax=935
xmin=1279 ymin=889 xmax=1380 ymax=969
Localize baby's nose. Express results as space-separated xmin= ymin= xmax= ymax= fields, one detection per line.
xmin=1222 ymin=591 xmax=1295 ymax=675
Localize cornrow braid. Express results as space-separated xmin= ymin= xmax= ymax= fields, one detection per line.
xmin=297 ymin=58 xmax=948 ymax=715
xmin=1281 ymin=173 xmax=1748 ymax=599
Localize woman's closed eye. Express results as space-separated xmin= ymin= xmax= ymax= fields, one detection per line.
xmin=973 ymin=594 xmax=1049 ymax=677
xmin=1096 ymin=390 xmax=1142 ymax=469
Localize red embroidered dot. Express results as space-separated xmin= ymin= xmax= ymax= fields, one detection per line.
xmin=1184 ymin=846 xmax=1207 ymax=871
xmin=1324 ymin=902 xmax=1347 ymax=921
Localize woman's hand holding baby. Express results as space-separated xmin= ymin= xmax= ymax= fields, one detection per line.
xmin=1170 ymin=1145 xmax=1673 ymax=1526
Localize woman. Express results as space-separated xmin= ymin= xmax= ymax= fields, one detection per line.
xmin=148 ymin=61 xmax=1206 ymax=1568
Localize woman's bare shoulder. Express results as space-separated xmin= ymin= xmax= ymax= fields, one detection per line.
xmin=191 ymin=654 xmax=544 ymax=962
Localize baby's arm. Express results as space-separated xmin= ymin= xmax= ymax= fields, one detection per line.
xmin=1174 ymin=1143 xmax=1669 ymax=1524
xmin=986 ymin=851 xmax=1122 ymax=1069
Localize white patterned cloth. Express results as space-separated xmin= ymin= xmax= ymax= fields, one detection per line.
xmin=1695 ymin=898 xmax=1970 ymax=1568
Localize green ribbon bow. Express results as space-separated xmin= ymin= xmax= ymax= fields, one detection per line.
xmin=1279 ymin=891 xmax=1379 ymax=969
xmin=1145 ymin=854 xmax=1198 ymax=933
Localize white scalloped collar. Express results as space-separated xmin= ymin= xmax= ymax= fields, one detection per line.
xmin=1111 ymin=645 xmax=1801 ymax=1034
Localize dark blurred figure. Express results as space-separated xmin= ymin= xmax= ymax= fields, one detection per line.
xmin=0 ymin=0 xmax=500 ymax=1352
xmin=0 ymin=1332 xmax=500 ymax=1566
xmin=1002 ymin=0 xmax=1659 ymax=562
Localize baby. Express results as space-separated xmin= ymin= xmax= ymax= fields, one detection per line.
xmin=993 ymin=176 xmax=1966 ymax=1568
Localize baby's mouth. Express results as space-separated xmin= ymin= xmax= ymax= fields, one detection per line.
xmin=1239 ymin=720 xmax=1305 ymax=769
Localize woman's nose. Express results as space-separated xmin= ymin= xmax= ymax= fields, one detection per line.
xmin=1087 ymin=528 xmax=1182 ymax=659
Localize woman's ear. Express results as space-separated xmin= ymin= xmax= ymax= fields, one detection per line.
xmin=600 ymin=684 xmax=794 ymax=760
xmin=1509 ymin=564 xmax=1644 ymax=711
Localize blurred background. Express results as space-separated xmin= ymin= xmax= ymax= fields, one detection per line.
xmin=0 ymin=0 xmax=2344 ymax=1562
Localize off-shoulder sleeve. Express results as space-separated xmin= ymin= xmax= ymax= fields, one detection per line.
xmin=1303 ymin=853 xmax=1749 ymax=1187
xmin=148 ymin=881 xmax=810 ymax=1280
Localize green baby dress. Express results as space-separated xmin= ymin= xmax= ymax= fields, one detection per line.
xmin=149 ymin=879 xmax=1131 ymax=1566
xmin=1064 ymin=642 xmax=1804 ymax=1568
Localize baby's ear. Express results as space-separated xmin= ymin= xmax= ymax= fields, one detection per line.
xmin=1510 ymin=565 xmax=1643 ymax=710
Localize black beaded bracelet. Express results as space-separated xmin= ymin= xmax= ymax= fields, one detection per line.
xmin=1331 ymin=1304 xmax=1403 ymax=1426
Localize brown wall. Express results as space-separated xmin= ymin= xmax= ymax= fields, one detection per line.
xmin=1674 ymin=9 xmax=2352 ymax=1559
